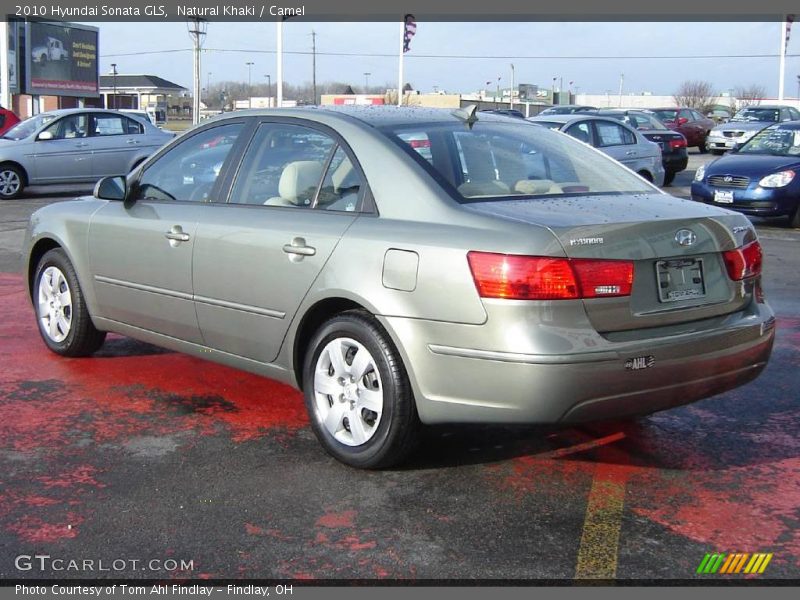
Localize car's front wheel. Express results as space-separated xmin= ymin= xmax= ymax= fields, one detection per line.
xmin=302 ymin=311 xmax=420 ymax=469
xmin=789 ymin=206 xmax=800 ymax=229
xmin=698 ymin=136 xmax=708 ymax=153
xmin=33 ymin=248 xmax=106 ymax=356
xmin=0 ymin=165 xmax=25 ymax=199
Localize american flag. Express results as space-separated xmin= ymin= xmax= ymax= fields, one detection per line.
xmin=403 ymin=14 xmax=417 ymax=53
xmin=786 ymin=15 xmax=795 ymax=53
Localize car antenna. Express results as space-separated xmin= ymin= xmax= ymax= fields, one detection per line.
xmin=452 ymin=104 xmax=479 ymax=129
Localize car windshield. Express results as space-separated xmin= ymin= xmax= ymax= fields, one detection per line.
xmin=737 ymin=126 xmax=800 ymax=156
xmin=2 ymin=113 xmax=57 ymax=140
xmin=731 ymin=108 xmax=781 ymax=123
xmin=381 ymin=121 xmax=655 ymax=202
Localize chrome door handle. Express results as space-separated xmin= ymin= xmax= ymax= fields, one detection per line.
xmin=75 ymin=142 xmax=89 ymax=148
xmin=126 ymin=139 xmax=140 ymax=145
xmin=625 ymin=150 xmax=637 ymax=156
xmin=282 ymin=237 xmax=316 ymax=256
xmin=165 ymin=225 xmax=190 ymax=244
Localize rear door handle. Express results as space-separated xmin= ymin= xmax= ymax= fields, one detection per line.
xmin=625 ymin=150 xmax=637 ymax=156
xmin=282 ymin=237 xmax=316 ymax=257
xmin=75 ymin=142 xmax=89 ymax=148
xmin=126 ymin=139 xmax=140 ymax=145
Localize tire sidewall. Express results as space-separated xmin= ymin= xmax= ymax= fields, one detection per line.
xmin=302 ymin=314 xmax=405 ymax=468
xmin=33 ymin=249 xmax=83 ymax=354
xmin=0 ymin=166 xmax=23 ymax=200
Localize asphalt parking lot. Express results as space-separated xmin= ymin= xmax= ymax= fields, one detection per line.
xmin=1 ymin=153 xmax=799 ymax=582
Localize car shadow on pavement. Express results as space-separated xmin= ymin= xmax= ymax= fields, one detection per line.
xmin=92 ymin=335 xmax=176 ymax=358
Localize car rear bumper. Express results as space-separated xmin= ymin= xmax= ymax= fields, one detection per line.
xmin=380 ymin=298 xmax=775 ymax=425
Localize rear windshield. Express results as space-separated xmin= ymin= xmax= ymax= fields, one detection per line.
xmin=652 ymin=109 xmax=678 ymax=122
xmin=732 ymin=108 xmax=781 ymax=123
xmin=381 ymin=121 xmax=655 ymax=202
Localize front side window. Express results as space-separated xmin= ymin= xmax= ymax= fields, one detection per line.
xmin=594 ymin=122 xmax=635 ymax=147
xmin=229 ymin=123 xmax=335 ymax=207
xmin=383 ymin=121 xmax=654 ymax=201
xmin=42 ymin=114 xmax=88 ymax=139
xmin=132 ymin=123 xmax=243 ymax=203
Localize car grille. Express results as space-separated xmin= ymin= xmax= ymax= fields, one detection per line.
xmin=723 ymin=131 xmax=745 ymax=138
xmin=708 ymin=175 xmax=750 ymax=188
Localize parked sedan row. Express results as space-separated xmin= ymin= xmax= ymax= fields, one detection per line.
xmin=0 ymin=108 xmax=174 ymax=199
xmin=707 ymin=105 xmax=800 ymax=155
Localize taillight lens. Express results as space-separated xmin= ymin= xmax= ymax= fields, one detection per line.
xmin=722 ymin=240 xmax=763 ymax=281
xmin=467 ymin=252 xmax=633 ymax=300
xmin=669 ymin=138 xmax=687 ymax=149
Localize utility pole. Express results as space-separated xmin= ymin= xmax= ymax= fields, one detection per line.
xmin=618 ymin=73 xmax=624 ymax=108
xmin=246 ymin=61 xmax=254 ymax=108
xmin=311 ymin=30 xmax=317 ymax=105
xmin=265 ymin=74 xmax=272 ymax=107
xmin=364 ymin=72 xmax=371 ymax=92
xmin=509 ymin=63 xmax=515 ymax=110
xmin=110 ymin=63 xmax=118 ymax=109
xmin=187 ymin=18 xmax=207 ymax=125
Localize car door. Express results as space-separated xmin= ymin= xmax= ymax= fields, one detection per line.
xmin=191 ymin=120 xmax=362 ymax=363
xmin=31 ymin=113 xmax=93 ymax=182
xmin=90 ymin=113 xmax=147 ymax=177
xmin=87 ymin=121 xmax=247 ymax=342
xmin=590 ymin=120 xmax=641 ymax=169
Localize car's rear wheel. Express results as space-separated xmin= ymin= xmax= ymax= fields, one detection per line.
xmin=698 ymin=136 xmax=708 ymax=153
xmin=663 ymin=170 xmax=676 ymax=186
xmin=302 ymin=310 xmax=420 ymax=469
xmin=33 ymin=248 xmax=106 ymax=356
xmin=0 ymin=165 xmax=24 ymax=199
xmin=637 ymin=171 xmax=653 ymax=183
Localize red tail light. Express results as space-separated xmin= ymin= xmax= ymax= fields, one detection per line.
xmin=467 ymin=252 xmax=634 ymax=300
xmin=722 ymin=240 xmax=763 ymax=281
xmin=669 ymin=138 xmax=687 ymax=149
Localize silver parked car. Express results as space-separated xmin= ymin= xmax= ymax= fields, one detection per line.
xmin=528 ymin=114 xmax=665 ymax=186
xmin=0 ymin=108 xmax=174 ymax=199
xmin=23 ymin=107 xmax=775 ymax=468
xmin=707 ymin=105 xmax=800 ymax=155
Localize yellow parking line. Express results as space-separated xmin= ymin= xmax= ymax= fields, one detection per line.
xmin=574 ymin=466 xmax=627 ymax=579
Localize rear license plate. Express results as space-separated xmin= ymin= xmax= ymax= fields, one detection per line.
xmin=656 ymin=258 xmax=706 ymax=303
xmin=714 ymin=190 xmax=734 ymax=204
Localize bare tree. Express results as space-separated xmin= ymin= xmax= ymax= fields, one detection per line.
xmin=673 ymin=80 xmax=716 ymax=113
xmin=731 ymin=84 xmax=767 ymax=113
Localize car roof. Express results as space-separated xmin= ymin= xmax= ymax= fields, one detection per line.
xmin=34 ymin=108 xmax=146 ymax=117
xmin=204 ymin=106 xmax=520 ymax=128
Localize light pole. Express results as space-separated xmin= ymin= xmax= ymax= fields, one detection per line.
xmin=207 ymin=71 xmax=212 ymax=103
xmin=509 ymin=63 xmax=515 ymax=109
xmin=110 ymin=63 xmax=118 ymax=109
xmin=797 ymin=74 xmax=800 ymax=100
xmin=364 ymin=72 xmax=371 ymax=93
xmin=265 ymin=74 xmax=272 ymax=107
xmin=552 ymin=77 xmax=557 ymax=105
xmin=246 ymin=61 xmax=254 ymax=109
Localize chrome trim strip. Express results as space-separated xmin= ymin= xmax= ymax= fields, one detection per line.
xmin=427 ymin=344 xmax=619 ymax=365
xmin=95 ymin=275 xmax=285 ymax=319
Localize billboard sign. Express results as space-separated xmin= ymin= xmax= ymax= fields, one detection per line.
xmin=7 ymin=20 xmax=20 ymax=93
xmin=25 ymin=21 xmax=99 ymax=97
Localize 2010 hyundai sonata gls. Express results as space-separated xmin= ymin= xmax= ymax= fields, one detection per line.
xmin=23 ymin=106 xmax=775 ymax=468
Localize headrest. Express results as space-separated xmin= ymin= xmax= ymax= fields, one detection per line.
xmin=278 ymin=161 xmax=323 ymax=205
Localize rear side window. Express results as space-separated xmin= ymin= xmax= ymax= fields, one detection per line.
xmin=594 ymin=122 xmax=635 ymax=147
xmin=93 ymin=114 xmax=142 ymax=136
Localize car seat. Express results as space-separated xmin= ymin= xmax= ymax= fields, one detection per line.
xmin=264 ymin=161 xmax=323 ymax=207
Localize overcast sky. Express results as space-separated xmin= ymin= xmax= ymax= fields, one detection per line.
xmin=90 ymin=21 xmax=799 ymax=98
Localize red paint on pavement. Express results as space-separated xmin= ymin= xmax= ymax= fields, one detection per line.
xmin=316 ymin=509 xmax=357 ymax=529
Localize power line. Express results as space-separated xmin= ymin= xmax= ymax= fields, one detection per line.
xmin=101 ymin=48 xmax=800 ymax=60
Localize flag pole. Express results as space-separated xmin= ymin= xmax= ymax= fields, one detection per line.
xmin=779 ymin=17 xmax=787 ymax=101
xmin=397 ymin=18 xmax=405 ymax=106
xmin=276 ymin=20 xmax=284 ymax=107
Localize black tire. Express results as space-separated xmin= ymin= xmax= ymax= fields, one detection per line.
xmin=789 ymin=206 xmax=800 ymax=229
xmin=0 ymin=164 xmax=25 ymax=199
xmin=33 ymin=248 xmax=106 ymax=357
xmin=302 ymin=310 xmax=420 ymax=469
xmin=663 ymin=170 xmax=676 ymax=187
xmin=698 ymin=136 xmax=708 ymax=153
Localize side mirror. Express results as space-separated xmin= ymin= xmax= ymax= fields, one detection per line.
xmin=94 ymin=176 xmax=127 ymax=201
xmin=37 ymin=131 xmax=54 ymax=141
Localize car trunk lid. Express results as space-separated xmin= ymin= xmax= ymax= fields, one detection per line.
xmin=465 ymin=193 xmax=757 ymax=332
